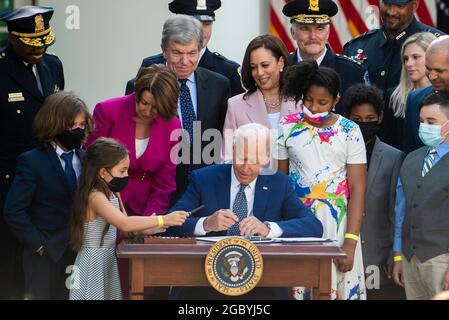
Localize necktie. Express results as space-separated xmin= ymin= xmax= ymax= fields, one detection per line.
xmin=227 ymin=184 xmax=248 ymax=236
xmin=26 ymin=63 xmax=43 ymax=95
xmin=422 ymin=148 xmax=437 ymax=177
xmin=61 ymin=152 xmax=77 ymax=191
xmin=179 ymin=79 xmax=196 ymax=144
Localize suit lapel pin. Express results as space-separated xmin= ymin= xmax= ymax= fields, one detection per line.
xmin=263 ymin=187 xmax=268 ymax=191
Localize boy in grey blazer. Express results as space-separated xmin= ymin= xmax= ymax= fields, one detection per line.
xmin=344 ymin=84 xmax=406 ymax=300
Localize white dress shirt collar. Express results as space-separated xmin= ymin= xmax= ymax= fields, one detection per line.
xmin=296 ymin=47 xmax=327 ymax=66
xmin=200 ymin=47 xmax=207 ymax=61
xmin=230 ymin=166 xmax=258 ymax=194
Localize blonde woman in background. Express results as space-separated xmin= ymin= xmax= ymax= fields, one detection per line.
xmin=380 ymin=32 xmax=437 ymax=150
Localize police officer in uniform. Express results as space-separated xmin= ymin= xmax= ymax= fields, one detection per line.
xmin=283 ymin=0 xmax=369 ymax=115
xmin=126 ymin=0 xmax=244 ymax=96
xmin=344 ymin=0 xmax=443 ymax=93
xmin=0 ymin=6 xmax=64 ymax=299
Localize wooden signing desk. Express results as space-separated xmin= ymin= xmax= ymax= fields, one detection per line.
xmin=116 ymin=240 xmax=345 ymax=300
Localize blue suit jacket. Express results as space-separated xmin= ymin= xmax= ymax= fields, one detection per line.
xmin=168 ymin=164 xmax=323 ymax=238
xmin=403 ymin=86 xmax=434 ymax=154
xmin=3 ymin=147 xmax=83 ymax=262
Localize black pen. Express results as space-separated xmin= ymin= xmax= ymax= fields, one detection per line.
xmin=187 ymin=205 xmax=205 ymax=217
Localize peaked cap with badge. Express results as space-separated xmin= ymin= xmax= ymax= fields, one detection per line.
xmin=0 ymin=6 xmax=55 ymax=47
xmin=283 ymin=0 xmax=338 ymax=25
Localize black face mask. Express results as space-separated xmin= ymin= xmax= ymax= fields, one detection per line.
xmin=106 ymin=172 xmax=129 ymax=193
xmin=355 ymin=121 xmax=380 ymax=143
xmin=56 ymin=128 xmax=85 ymax=151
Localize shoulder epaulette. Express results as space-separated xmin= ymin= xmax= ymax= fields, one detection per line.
xmin=213 ymin=52 xmax=240 ymax=66
xmin=345 ymin=29 xmax=378 ymax=46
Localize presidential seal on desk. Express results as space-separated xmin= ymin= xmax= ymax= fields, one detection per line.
xmin=204 ymin=237 xmax=263 ymax=296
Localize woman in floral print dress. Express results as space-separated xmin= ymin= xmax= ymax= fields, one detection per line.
xmin=277 ymin=60 xmax=367 ymax=300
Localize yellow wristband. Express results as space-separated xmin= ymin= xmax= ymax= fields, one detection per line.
xmin=394 ymin=256 xmax=403 ymax=262
xmin=344 ymin=233 xmax=359 ymax=241
xmin=157 ymin=216 xmax=165 ymax=228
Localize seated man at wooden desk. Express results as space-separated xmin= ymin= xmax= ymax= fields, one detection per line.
xmin=166 ymin=123 xmax=323 ymax=300
xmin=168 ymin=123 xmax=323 ymax=239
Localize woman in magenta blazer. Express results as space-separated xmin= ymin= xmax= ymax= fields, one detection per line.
xmin=223 ymin=35 xmax=301 ymax=161
xmin=87 ymin=65 xmax=181 ymax=217
xmin=86 ymin=65 xmax=181 ymax=297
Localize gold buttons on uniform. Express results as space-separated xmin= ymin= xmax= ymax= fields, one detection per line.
xmin=5 ymin=174 xmax=11 ymax=180
xmin=381 ymin=71 xmax=386 ymax=77
xmin=17 ymin=109 xmax=22 ymax=115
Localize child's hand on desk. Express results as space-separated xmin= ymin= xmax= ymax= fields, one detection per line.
xmin=164 ymin=211 xmax=189 ymax=226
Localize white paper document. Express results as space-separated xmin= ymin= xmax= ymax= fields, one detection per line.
xmin=197 ymin=236 xmax=334 ymax=244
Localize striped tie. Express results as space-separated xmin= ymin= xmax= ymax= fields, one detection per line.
xmin=422 ymin=148 xmax=437 ymax=177
xmin=227 ymin=184 xmax=248 ymax=236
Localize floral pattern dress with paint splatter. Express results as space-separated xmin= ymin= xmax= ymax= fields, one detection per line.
xmin=277 ymin=112 xmax=367 ymax=300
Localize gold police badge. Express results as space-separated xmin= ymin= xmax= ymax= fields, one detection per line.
xmin=205 ymin=237 xmax=263 ymax=297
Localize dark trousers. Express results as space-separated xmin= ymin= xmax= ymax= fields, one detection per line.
xmin=22 ymin=246 xmax=76 ymax=300
xmin=0 ymin=221 xmax=24 ymax=300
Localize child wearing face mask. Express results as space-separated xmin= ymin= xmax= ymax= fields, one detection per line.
xmin=391 ymin=91 xmax=449 ymax=300
xmin=3 ymin=91 xmax=93 ymax=300
xmin=69 ymin=138 xmax=188 ymax=300
xmin=343 ymin=84 xmax=406 ymax=300
xmin=276 ymin=60 xmax=367 ymax=300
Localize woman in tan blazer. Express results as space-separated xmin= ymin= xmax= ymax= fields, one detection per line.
xmin=223 ymin=35 xmax=300 ymax=162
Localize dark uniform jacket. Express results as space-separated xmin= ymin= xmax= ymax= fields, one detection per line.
xmin=0 ymin=44 xmax=64 ymax=235
xmin=343 ymin=17 xmax=442 ymax=93
xmin=0 ymin=45 xmax=64 ymax=193
xmin=125 ymin=47 xmax=243 ymax=96
xmin=290 ymin=46 xmax=368 ymax=115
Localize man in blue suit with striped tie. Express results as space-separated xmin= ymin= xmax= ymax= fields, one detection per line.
xmin=168 ymin=123 xmax=323 ymax=240
xmin=392 ymin=91 xmax=449 ymax=299
xmin=167 ymin=123 xmax=323 ymax=300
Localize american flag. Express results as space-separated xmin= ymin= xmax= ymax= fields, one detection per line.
xmin=270 ymin=0 xmax=438 ymax=54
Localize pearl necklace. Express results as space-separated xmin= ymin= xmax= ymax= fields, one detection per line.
xmin=263 ymin=96 xmax=281 ymax=111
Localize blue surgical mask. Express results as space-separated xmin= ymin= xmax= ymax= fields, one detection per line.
xmin=419 ymin=122 xmax=449 ymax=147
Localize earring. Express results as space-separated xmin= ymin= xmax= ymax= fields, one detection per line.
xmin=280 ymin=68 xmax=284 ymax=73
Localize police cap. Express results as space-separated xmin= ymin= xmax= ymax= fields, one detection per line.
xmin=169 ymin=0 xmax=221 ymax=22
xmin=283 ymin=0 xmax=338 ymax=25
xmin=0 ymin=5 xmax=54 ymax=47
